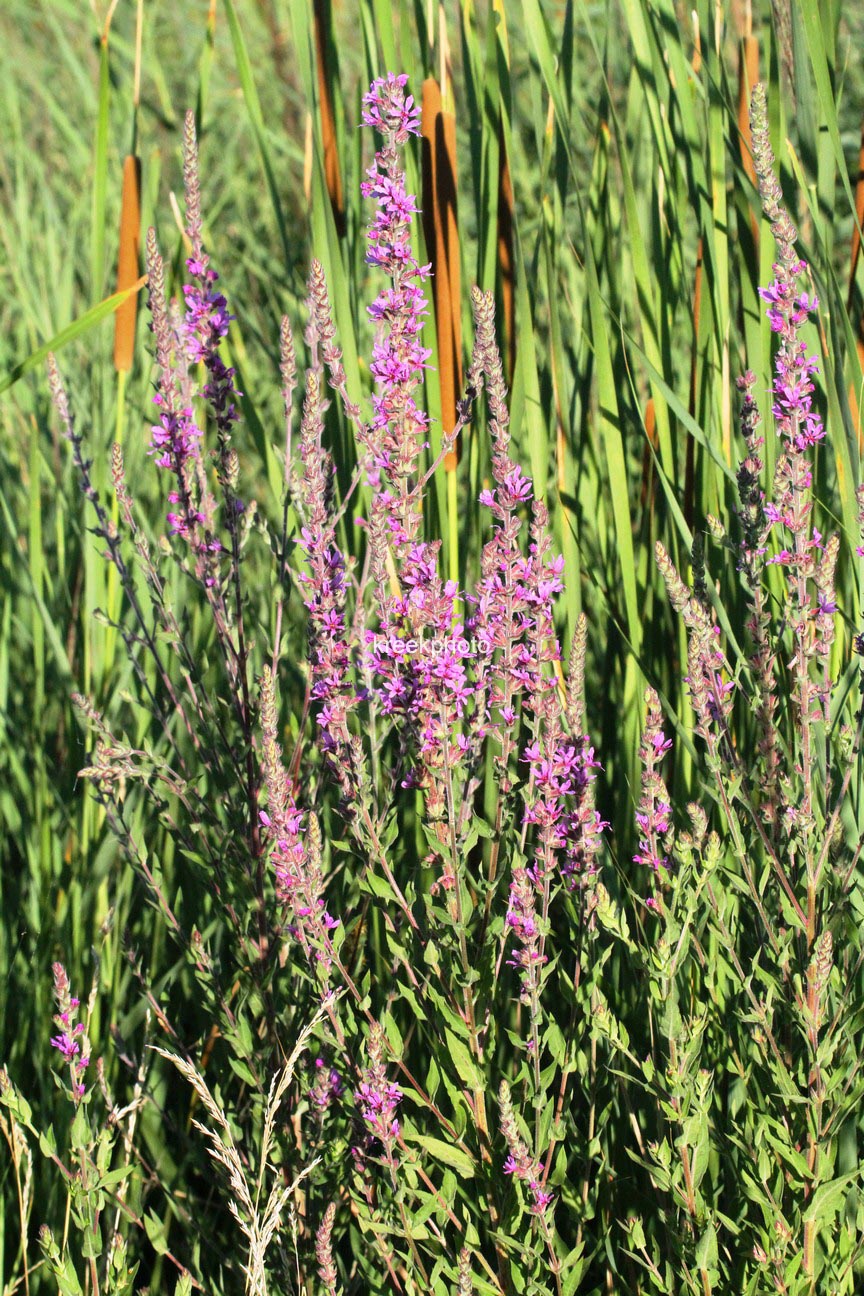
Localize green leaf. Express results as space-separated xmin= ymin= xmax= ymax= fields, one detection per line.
xmin=802 ymin=1172 xmax=857 ymax=1225
xmin=70 ymin=1103 xmax=90 ymax=1152
xmin=410 ymin=1134 xmax=476 ymax=1179
xmin=0 ymin=280 xmax=145 ymax=396
xmin=144 ymin=1210 xmax=170 ymax=1256
xmin=695 ymin=1220 xmax=717 ymax=1271
xmin=445 ymin=1030 xmax=484 ymax=1092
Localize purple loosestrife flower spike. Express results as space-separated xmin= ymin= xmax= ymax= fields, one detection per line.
xmin=634 ymin=688 xmax=673 ymax=905
xmin=359 ymin=76 xmax=480 ymax=802
xmin=296 ymin=369 xmax=355 ymax=784
xmin=50 ymin=963 xmax=89 ymax=1102
xmin=735 ymin=371 xmax=781 ymax=824
xmin=181 ymin=113 xmax=243 ymax=477
xmin=359 ymin=73 xmax=431 ymax=544
xmin=355 ymin=1023 xmax=402 ymax=1161
xmin=498 ymin=1080 xmax=553 ymax=1217
xmin=467 ymin=288 xmax=549 ymax=787
xmin=309 ymin=1057 xmax=344 ymax=1115
xmin=259 ymin=667 xmax=338 ymax=972
xmin=750 ymin=84 xmax=832 ymax=839
xmin=505 ymin=865 xmax=546 ymax=1004
xmin=145 ymin=228 xmax=221 ymax=582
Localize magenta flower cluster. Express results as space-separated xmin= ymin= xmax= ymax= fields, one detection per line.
xmin=633 ymin=688 xmax=673 ymax=908
xmin=183 ymin=256 xmax=241 ymax=445
xmin=499 ymin=1081 xmax=553 ymax=1217
xmin=293 ymin=73 xmax=605 ymax=973
xmin=50 ymin=962 xmax=89 ymax=1101
xmin=309 ymin=1056 xmax=344 ymax=1113
xmin=355 ymin=1026 xmax=402 ymax=1157
xmin=359 ymin=73 xmax=430 ymax=510
xmin=522 ymin=732 xmax=605 ymax=883
xmin=259 ymin=799 xmax=338 ymax=970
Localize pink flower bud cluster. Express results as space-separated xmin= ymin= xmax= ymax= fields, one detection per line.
xmin=309 ymin=1056 xmax=344 ymax=1113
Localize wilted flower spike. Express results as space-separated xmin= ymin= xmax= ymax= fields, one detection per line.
xmin=182 ymin=111 xmax=204 ymax=264
xmin=457 ymin=1249 xmax=475 ymax=1296
xmin=749 ymin=85 xmax=797 ymax=269
xmin=296 ymin=365 xmax=355 ymax=778
xmin=315 ymin=1202 xmax=340 ymax=1296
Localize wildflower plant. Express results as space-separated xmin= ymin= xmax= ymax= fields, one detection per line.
xmin=614 ymin=85 xmax=864 ymax=1295
xmin=15 ymin=56 xmax=864 ymax=1296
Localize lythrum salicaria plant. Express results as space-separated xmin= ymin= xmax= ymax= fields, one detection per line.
xmin=612 ymin=85 xmax=864 ymax=1295
xmin=13 ymin=67 xmax=864 ymax=1296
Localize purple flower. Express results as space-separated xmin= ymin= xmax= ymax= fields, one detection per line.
xmin=634 ymin=694 xmax=673 ymax=907
xmin=505 ymin=866 xmax=547 ymax=1001
xmin=499 ymin=1081 xmax=554 ymax=1218
xmin=309 ymin=1057 xmax=344 ymax=1113
xmin=296 ymin=369 xmax=356 ymax=773
xmin=358 ymin=74 xmax=431 ymax=546
xmin=361 ymin=73 xmax=421 ymax=143
xmin=259 ymin=668 xmax=338 ymax=972
xmin=355 ymin=1025 xmax=402 ymax=1162
xmin=634 ymin=688 xmax=673 ymax=901
xmin=50 ymin=963 xmax=89 ymax=1102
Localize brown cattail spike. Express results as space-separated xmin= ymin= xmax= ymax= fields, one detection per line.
xmin=849 ymin=121 xmax=864 ymax=299
xmin=313 ymin=0 xmax=344 ymax=236
xmin=737 ymin=37 xmax=760 ymax=188
xmin=848 ymin=121 xmax=864 ymax=446
xmin=113 ymin=155 xmax=141 ymax=373
xmin=421 ymin=76 xmax=463 ymax=471
xmin=497 ymin=116 xmax=515 ymax=382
